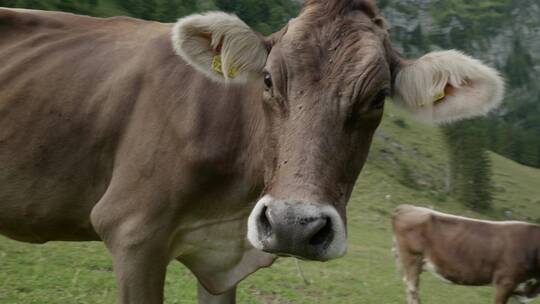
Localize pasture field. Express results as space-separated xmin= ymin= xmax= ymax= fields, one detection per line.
xmin=1 ymin=104 xmax=539 ymax=303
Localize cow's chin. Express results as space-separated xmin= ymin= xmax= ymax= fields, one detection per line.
xmin=247 ymin=195 xmax=347 ymax=261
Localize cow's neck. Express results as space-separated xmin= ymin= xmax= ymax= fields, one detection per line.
xmin=187 ymin=78 xmax=267 ymax=204
xmin=233 ymin=82 xmax=267 ymax=198
xmin=157 ymin=37 xmax=269 ymax=207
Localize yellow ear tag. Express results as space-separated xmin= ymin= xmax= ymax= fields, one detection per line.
xmin=227 ymin=64 xmax=238 ymax=78
xmin=211 ymin=55 xmax=238 ymax=78
xmin=211 ymin=55 xmax=223 ymax=74
xmin=433 ymin=91 xmax=446 ymax=103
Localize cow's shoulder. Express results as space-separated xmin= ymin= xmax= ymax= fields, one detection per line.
xmin=392 ymin=204 xmax=433 ymax=230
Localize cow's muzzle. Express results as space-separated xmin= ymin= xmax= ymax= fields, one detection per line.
xmin=247 ymin=195 xmax=347 ymax=261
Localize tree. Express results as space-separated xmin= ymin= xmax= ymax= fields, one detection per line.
xmin=139 ymin=0 xmax=157 ymax=20
xmin=214 ymin=0 xmax=235 ymax=12
xmin=0 ymin=0 xmax=18 ymax=7
xmin=442 ymin=120 xmax=494 ymax=211
xmin=22 ymin=0 xmax=46 ymax=10
xmin=505 ymin=38 xmax=534 ymax=88
xmin=410 ymin=25 xmax=429 ymax=53
xmin=157 ymin=0 xmax=178 ymax=22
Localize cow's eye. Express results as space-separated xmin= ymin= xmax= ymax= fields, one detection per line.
xmin=371 ymin=88 xmax=388 ymax=110
xmin=263 ymin=71 xmax=273 ymax=90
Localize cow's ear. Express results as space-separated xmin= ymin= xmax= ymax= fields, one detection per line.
xmin=172 ymin=12 xmax=268 ymax=83
xmin=391 ymin=50 xmax=505 ymax=123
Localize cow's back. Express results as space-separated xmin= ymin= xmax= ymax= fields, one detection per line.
xmin=0 ymin=8 xmax=169 ymax=242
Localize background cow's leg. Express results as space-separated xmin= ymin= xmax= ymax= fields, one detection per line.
xmin=515 ymin=297 xmax=528 ymax=304
xmin=494 ymin=280 xmax=516 ymax=304
xmin=398 ymin=251 xmax=423 ymax=304
xmin=197 ymin=282 xmax=236 ymax=304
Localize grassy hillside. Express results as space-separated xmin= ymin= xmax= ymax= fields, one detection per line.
xmin=1 ymin=103 xmax=539 ymax=303
xmin=491 ymin=152 xmax=540 ymax=221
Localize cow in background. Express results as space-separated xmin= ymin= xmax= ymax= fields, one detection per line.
xmin=0 ymin=0 xmax=504 ymax=303
xmin=393 ymin=205 xmax=540 ymax=304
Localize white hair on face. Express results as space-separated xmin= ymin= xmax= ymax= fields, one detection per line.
xmin=171 ymin=12 xmax=268 ymax=83
xmin=392 ymin=50 xmax=505 ymax=124
xmin=247 ymin=195 xmax=273 ymax=251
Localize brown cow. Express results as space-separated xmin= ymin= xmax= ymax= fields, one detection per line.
xmin=0 ymin=1 xmax=504 ymax=303
xmin=393 ymin=205 xmax=540 ymax=304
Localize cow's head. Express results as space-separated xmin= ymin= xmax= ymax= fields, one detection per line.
xmin=172 ymin=0 xmax=504 ymax=261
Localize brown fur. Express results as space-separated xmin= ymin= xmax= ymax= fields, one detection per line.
xmin=393 ymin=205 xmax=540 ymax=304
xmin=0 ymin=2 xmax=392 ymax=303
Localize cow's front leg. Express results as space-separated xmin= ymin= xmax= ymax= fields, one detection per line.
xmin=395 ymin=245 xmax=422 ymax=304
xmin=398 ymin=252 xmax=423 ymax=304
xmin=198 ymin=282 xmax=236 ymax=304
xmin=91 ymin=192 xmax=172 ymax=304
xmin=109 ymin=238 xmax=169 ymax=304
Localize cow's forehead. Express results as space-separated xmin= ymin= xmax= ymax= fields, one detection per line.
xmin=302 ymin=0 xmax=381 ymax=18
xmin=269 ymin=9 xmax=390 ymax=90
xmin=284 ymin=4 xmax=384 ymax=44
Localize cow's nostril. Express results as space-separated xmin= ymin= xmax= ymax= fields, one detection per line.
xmin=258 ymin=206 xmax=273 ymax=238
xmin=309 ymin=217 xmax=333 ymax=248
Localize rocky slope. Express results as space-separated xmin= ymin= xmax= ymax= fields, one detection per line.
xmin=380 ymin=0 xmax=540 ymax=167
xmin=383 ymin=0 xmax=539 ymax=72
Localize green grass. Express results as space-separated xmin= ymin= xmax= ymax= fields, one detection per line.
xmin=491 ymin=152 xmax=540 ymax=222
xmin=1 ymin=104 xmax=539 ymax=303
